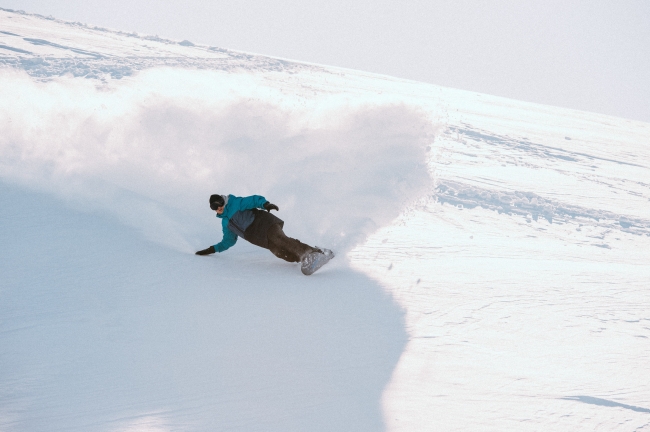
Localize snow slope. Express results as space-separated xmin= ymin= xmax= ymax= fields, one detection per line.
xmin=2 ymin=8 xmax=650 ymax=431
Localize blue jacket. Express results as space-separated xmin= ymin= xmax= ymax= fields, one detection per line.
xmin=213 ymin=194 xmax=268 ymax=252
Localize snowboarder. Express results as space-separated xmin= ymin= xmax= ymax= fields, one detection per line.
xmin=195 ymin=194 xmax=334 ymax=275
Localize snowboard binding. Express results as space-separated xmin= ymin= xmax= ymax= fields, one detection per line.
xmin=301 ymin=247 xmax=335 ymax=275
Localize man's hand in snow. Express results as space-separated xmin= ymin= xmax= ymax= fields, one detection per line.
xmin=195 ymin=246 xmax=216 ymax=255
xmin=263 ymin=202 xmax=279 ymax=212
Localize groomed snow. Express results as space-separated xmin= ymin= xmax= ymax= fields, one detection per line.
xmin=2 ymin=8 xmax=650 ymax=431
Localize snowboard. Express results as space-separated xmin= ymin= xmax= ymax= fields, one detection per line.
xmin=301 ymin=247 xmax=335 ymax=275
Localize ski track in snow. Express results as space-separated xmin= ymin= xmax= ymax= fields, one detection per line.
xmin=2 ymin=7 xmax=650 ymax=432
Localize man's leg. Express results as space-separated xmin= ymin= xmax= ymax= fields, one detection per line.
xmin=267 ymin=224 xmax=315 ymax=263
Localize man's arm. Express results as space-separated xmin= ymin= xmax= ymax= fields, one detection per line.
xmin=213 ymin=228 xmax=238 ymax=252
xmin=196 ymin=227 xmax=239 ymax=256
xmin=239 ymin=195 xmax=279 ymax=212
xmin=238 ymin=195 xmax=268 ymax=211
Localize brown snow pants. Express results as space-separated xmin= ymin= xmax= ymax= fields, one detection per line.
xmin=267 ymin=223 xmax=315 ymax=263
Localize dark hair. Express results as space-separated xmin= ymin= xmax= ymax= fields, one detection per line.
xmin=209 ymin=194 xmax=225 ymax=210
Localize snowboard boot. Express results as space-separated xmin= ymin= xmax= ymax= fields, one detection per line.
xmin=300 ymin=247 xmax=335 ymax=276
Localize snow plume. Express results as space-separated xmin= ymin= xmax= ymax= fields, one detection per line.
xmin=0 ymin=68 xmax=435 ymax=252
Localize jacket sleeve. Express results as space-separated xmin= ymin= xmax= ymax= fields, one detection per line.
xmin=213 ymin=227 xmax=238 ymax=252
xmin=237 ymin=195 xmax=267 ymax=211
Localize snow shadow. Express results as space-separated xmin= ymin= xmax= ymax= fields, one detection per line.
xmin=561 ymin=396 xmax=650 ymax=414
xmin=0 ymin=182 xmax=407 ymax=431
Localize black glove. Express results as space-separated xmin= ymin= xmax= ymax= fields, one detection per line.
xmin=263 ymin=201 xmax=279 ymax=212
xmin=195 ymin=246 xmax=215 ymax=256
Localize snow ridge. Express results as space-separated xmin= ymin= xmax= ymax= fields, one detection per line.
xmin=0 ymin=7 xmax=325 ymax=81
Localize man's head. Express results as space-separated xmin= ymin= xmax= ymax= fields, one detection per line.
xmin=209 ymin=194 xmax=225 ymax=214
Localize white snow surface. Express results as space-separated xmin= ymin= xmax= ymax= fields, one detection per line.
xmin=2 ymin=8 xmax=650 ymax=432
